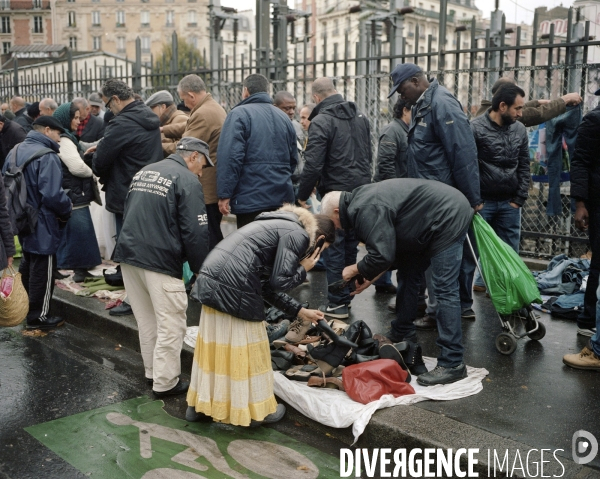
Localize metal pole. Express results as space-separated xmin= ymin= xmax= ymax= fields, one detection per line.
xmin=438 ymin=0 xmax=448 ymax=77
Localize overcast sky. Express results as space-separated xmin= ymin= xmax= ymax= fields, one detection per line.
xmin=220 ymin=0 xmax=575 ymax=27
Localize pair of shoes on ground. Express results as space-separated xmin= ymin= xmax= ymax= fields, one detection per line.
xmin=153 ymin=378 xmax=189 ymax=398
xmin=563 ymin=340 xmax=600 ymax=371
xmin=375 ymin=333 xmax=427 ymax=376
xmin=26 ymin=316 xmax=65 ymax=331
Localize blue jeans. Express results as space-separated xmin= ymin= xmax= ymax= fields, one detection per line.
xmin=579 ymin=204 xmax=600 ymax=329
xmin=323 ymin=228 xmax=359 ymax=305
xmin=374 ymin=270 xmax=393 ymax=286
xmin=591 ymin=283 xmax=600 ymax=356
xmin=392 ymin=238 xmax=465 ymax=367
xmin=471 ymin=201 xmax=521 ymax=288
xmin=545 ymin=104 xmax=581 ymax=217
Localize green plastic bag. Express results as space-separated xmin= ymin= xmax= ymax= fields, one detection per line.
xmin=182 ymin=261 xmax=193 ymax=286
xmin=472 ymin=215 xmax=541 ymax=315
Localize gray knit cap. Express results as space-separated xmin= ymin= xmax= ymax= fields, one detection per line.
xmin=145 ymin=91 xmax=174 ymax=108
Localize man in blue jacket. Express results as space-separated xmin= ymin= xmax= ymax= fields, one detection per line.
xmin=3 ymin=116 xmax=72 ymax=330
xmin=217 ymin=74 xmax=297 ymax=228
xmin=389 ymin=64 xmax=482 ymax=353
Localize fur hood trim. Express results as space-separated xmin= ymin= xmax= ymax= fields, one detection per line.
xmin=278 ymin=204 xmax=318 ymax=247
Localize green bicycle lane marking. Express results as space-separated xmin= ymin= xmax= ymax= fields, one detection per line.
xmin=26 ymin=396 xmax=340 ymax=479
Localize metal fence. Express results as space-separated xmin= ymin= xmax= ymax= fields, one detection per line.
xmin=2 ymin=16 xmax=600 ymax=259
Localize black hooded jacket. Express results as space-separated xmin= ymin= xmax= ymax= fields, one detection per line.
xmin=0 ymin=119 xmax=26 ymax=170
xmin=196 ymin=205 xmax=315 ymax=321
xmin=339 ymin=179 xmax=473 ymax=281
xmin=571 ymin=104 xmax=600 ymax=205
xmin=92 ymin=100 xmax=163 ymax=214
xmin=297 ymin=94 xmax=372 ymax=200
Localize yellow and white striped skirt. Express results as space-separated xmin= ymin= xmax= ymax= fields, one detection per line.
xmin=186 ymin=305 xmax=277 ymax=427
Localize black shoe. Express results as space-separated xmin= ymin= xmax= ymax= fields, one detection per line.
xmin=73 ymin=269 xmax=92 ymax=283
xmin=384 ymin=328 xmax=404 ymax=343
xmin=186 ymin=406 xmax=211 ymax=422
xmin=414 ymin=314 xmax=436 ymax=330
xmin=375 ymin=284 xmax=397 ymax=294
xmin=109 ymin=302 xmax=133 ymax=316
xmin=416 ymin=363 xmax=467 ymax=386
xmin=378 ymin=342 xmax=411 ymax=382
xmin=54 ymin=269 xmax=69 ymax=280
xmin=398 ymin=340 xmax=428 ymax=376
xmin=26 ymin=316 xmax=65 ymax=331
xmin=153 ymin=379 xmax=190 ymax=397
xmin=317 ymin=319 xmax=358 ymax=348
xmin=145 ymin=377 xmax=153 ymax=385
xmin=307 ymin=341 xmax=353 ymax=375
xmin=267 ymin=320 xmax=290 ymax=343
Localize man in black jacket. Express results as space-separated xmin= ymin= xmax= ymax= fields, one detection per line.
xmin=92 ymin=79 xmax=163 ymax=316
xmin=321 ymin=180 xmax=473 ymax=385
xmin=297 ymin=77 xmax=373 ymax=319
xmin=569 ymin=90 xmax=600 ymax=340
xmin=468 ymin=83 xmax=529 ymax=295
xmin=114 ymin=137 xmax=210 ymax=397
xmin=0 ymin=114 xmax=26 ymax=170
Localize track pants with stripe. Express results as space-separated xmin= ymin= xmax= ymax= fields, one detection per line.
xmin=19 ymin=252 xmax=56 ymax=323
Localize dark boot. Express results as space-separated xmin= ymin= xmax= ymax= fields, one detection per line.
xmin=343 ymin=320 xmax=376 ymax=355
xmin=397 ymin=340 xmax=428 ymax=376
xmin=307 ymin=342 xmax=352 ymax=375
xmin=316 ymin=319 xmax=358 ymax=348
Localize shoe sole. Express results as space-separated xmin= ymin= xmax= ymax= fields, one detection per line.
xmin=577 ymin=329 xmax=596 ymax=337
xmin=320 ymin=311 xmax=349 ymax=319
xmin=461 ymin=314 xmax=476 ymax=320
xmin=109 ymin=310 xmax=134 ymax=316
xmin=379 ymin=344 xmax=412 ymax=382
xmin=562 ymin=359 xmax=600 ymax=371
xmin=417 ymin=373 xmax=468 ymax=386
xmin=26 ymin=320 xmax=65 ymax=331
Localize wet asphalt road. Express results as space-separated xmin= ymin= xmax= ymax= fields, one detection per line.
xmin=0 ymin=323 xmax=348 ymax=479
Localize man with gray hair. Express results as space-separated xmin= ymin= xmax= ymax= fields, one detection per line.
xmin=114 ymin=136 xmax=210 ymax=396
xmin=73 ymin=97 xmax=105 ymax=142
xmin=92 ymin=79 xmax=163 ymax=316
xmin=217 ymin=73 xmax=297 ymax=228
xmin=39 ymin=98 xmax=58 ymax=117
xmin=159 ymin=75 xmax=226 ymax=249
xmin=297 ymin=77 xmax=372 ymax=319
xmin=320 ymin=179 xmax=474 ymax=386
xmin=10 ymin=96 xmax=31 ymax=133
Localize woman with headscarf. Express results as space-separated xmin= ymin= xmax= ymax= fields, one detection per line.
xmin=53 ymin=102 xmax=102 ymax=283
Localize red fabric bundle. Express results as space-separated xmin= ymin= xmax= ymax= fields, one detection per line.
xmin=343 ymin=359 xmax=415 ymax=404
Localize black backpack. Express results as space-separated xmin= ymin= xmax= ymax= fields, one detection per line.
xmin=3 ymin=144 xmax=54 ymax=236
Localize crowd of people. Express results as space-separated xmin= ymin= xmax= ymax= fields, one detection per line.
xmin=0 ymin=63 xmax=598 ymax=428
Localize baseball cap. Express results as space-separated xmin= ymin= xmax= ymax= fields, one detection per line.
xmin=388 ymin=63 xmax=422 ymax=98
xmin=32 ymin=115 xmax=65 ymax=132
xmin=88 ymin=92 xmax=104 ymax=107
xmin=176 ymin=137 xmax=213 ymax=167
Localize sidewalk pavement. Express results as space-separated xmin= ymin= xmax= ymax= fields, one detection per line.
xmin=51 ymin=259 xmax=600 ymax=478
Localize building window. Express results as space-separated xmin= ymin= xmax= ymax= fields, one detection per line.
xmin=2 ymin=41 xmax=9 ymax=53
xmin=333 ymin=19 xmax=339 ymax=36
xmin=166 ymin=10 xmax=174 ymax=27
xmin=91 ymin=11 xmax=100 ymax=26
xmin=0 ymin=0 xmax=9 ymax=9
xmin=141 ymin=35 xmax=150 ymax=52
xmin=92 ymin=35 xmax=101 ymax=50
xmin=187 ymin=10 xmax=196 ymax=26
xmin=116 ymin=10 xmax=125 ymax=27
xmin=117 ymin=36 xmax=125 ymax=52
xmin=33 ymin=16 xmax=43 ymax=33
xmin=1 ymin=16 xmax=10 ymax=33
xmin=189 ymin=35 xmax=198 ymax=48
xmin=32 ymin=0 xmax=42 ymax=8
xmin=69 ymin=36 xmax=77 ymax=49
xmin=68 ymin=11 xmax=76 ymax=27
xmin=67 ymin=0 xmax=75 ymax=2
xmin=91 ymin=0 xmax=99 ymax=3
xmin=140 ymin=10 xmax=149 ymax=26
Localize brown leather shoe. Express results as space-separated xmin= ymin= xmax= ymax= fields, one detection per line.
xmin=373 ymin=333 xmax=393 ymax=346
xmin=414 ymin=314 xmax=436 ymax=330
xmin=473 ymin=285 xmax=486 ymax=292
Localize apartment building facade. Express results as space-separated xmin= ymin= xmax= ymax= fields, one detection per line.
xmin=0 ymin=0 xmax=53 ymax=54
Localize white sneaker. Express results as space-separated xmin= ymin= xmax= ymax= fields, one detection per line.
xmin=577 ymin=327 xmax=597 ymax=337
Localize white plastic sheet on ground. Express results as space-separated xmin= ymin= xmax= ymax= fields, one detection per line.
xmin=273 ymin=357 xmax=489 ymax=444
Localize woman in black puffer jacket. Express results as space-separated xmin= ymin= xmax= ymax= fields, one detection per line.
xmin=187 ymin=205 xmax=335 ymax=427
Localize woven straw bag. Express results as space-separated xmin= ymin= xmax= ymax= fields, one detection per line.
xmin=0 ymin=265 xmax=29 ymax=327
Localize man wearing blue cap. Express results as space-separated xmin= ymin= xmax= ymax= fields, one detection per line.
xmin=386 ymin=63 xmax=482 ymax=385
